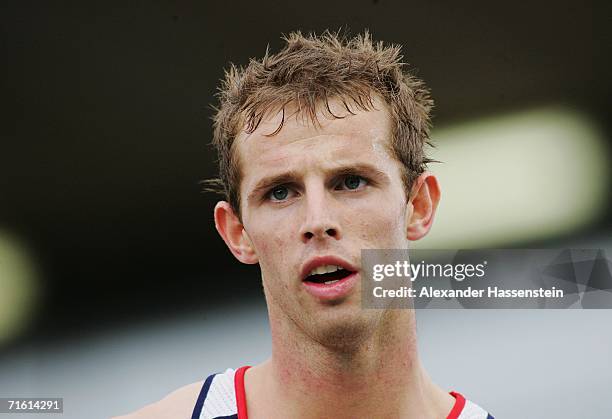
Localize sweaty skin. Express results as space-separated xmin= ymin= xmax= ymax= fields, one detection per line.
xmin=115 ymin=96 xmax=446 ymax=418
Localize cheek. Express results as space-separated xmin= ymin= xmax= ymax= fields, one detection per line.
xmin=248 ymin=222 xmax=293 ymax=279
xmin=349 ymin=199 xmax=407 ymax=246
xmin=254 ymin=229 xmax=296 ymax=305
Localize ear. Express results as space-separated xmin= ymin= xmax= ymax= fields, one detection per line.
xmin=406 ymin=172 xmax=441 ymax=241
xmin=214 ymin=201 xmax=259 ymax=264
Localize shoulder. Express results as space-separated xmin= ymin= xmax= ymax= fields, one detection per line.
xmin=112 ymin=381 xmax=203 ymax=419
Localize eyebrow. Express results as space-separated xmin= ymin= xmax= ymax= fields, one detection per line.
xmin=247 ymin=163 xmax=390 ymax=201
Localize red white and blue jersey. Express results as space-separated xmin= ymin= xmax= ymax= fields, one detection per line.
xmin=191 ymin=367 xmax=494 ymax=419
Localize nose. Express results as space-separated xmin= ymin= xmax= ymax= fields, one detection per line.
xmin=299 ymin=186 xmax=342 ymax=243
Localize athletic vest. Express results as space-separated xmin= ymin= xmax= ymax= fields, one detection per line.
xmin=191 ymin=367 xmax=494 ymax=419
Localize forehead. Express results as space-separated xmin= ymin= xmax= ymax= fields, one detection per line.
xmin=235 ymin=97 xmax=396 ymax=191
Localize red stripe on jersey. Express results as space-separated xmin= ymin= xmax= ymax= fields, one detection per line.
xmin=235 ymin=366 xmax=251 ymax=419
xmin=447 ymin=391 xmax=466 ymax=419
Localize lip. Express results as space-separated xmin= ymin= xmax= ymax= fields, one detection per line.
xmin=300 ymin=255 xmax=358 ymax=280
xmin=300 ymin=255 xmax=359 ymax=301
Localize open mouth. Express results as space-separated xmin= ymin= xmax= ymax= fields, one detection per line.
xmin=303 ymin=265 xmax=354 ymax=285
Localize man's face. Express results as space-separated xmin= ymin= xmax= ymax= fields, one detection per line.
xmin=235 ymin=97 xmax=413 ymax=347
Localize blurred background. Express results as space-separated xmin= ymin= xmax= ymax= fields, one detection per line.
xmin=1 ymin=1 xmax=611 ymax=418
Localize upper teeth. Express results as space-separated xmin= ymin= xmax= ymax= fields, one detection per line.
xmin=308 ymin=265 xmax=343 ymax=276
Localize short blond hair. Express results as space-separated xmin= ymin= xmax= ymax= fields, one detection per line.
xmin=204 ymin=30 xmax=434 ymax=216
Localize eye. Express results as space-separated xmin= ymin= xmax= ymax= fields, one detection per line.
xmin=338 ymin=175 xmax=367 ymax=191
xmin=269 ymin=185 xmax=290 ymax=201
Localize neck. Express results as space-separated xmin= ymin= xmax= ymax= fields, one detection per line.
xmin=246 ymin=308 xmax=452 ymax=419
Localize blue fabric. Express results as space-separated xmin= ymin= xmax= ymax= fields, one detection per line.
xmin=191 ymin=373 xmax=216 ymax=419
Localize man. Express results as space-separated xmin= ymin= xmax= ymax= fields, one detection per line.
xmin=117 ymin=30 xmax=493 ymax=419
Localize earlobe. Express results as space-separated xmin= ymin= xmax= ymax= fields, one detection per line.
xmin=214 ymin=201 xmax=259 ymax=264
xmin=406 ymin=173 xmax=441 ymax=241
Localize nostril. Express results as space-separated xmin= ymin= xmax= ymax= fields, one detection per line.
xmin=303 ymin=228 xmax=338 ymax=241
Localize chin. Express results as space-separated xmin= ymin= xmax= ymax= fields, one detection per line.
xmin=310 ymin=308 xmax=380 ymax=353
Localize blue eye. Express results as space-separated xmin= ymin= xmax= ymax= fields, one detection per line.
xmin=342 ymin=175 xmax=366 ymax=190
xmin=270 ymin=186 xmax=289 ymax=201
